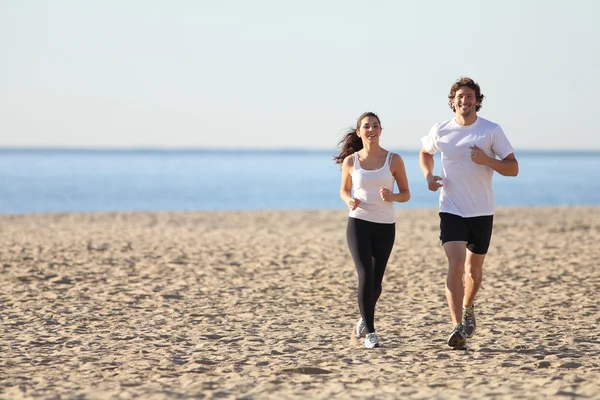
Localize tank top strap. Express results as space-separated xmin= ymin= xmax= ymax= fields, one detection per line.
xmin=386 ymin=151 xmax=393 ymax=167
xmin=353 ymin=152 xmax=361 ymax=170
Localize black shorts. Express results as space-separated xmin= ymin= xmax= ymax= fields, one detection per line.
xmin=439 ymin=212 xmax=494 ymax=255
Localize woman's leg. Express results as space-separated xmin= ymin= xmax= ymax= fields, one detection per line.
xmin=371 ymin=222 xmax=395 ymax=307
xmin=346 ymin=217 xmax=376 ymax=333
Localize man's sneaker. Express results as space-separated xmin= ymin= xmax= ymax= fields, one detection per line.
xmin=447 ymin=324 xmax=467 ymax=349
xmin=364 ymin=332 xmax=380 ymax=348
xmin=462 ymin=306 xmax=476 ymax=338
xmin=355 ymin=317 xmax=367 ymax=337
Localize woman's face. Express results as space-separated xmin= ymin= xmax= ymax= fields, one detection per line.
xmin=357 ymin=116 xmax=382 ymax=143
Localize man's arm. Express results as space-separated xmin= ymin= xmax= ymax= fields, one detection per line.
xmin=419 ymin=147 xmax=443 ymax=191
xmin=470 ymin=146 xmax=519 ymax=177
xmin=487 ymin=153 xmax=519 ymax=176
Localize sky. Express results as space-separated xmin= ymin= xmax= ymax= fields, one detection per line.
xmin=1 ymin=0 xmax=599 ymax=150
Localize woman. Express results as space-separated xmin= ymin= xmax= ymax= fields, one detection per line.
xmin=334 ymin=112 xmax=410 ymax=348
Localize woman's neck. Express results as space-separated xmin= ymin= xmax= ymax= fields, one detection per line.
xmin=360 ymin=142 xmax=384 ymax=156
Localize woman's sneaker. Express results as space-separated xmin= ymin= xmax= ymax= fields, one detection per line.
xmin=364 ymin=332 xmax=380 ymax=348
xmin=447 ymin=324 xmax=467 ymax=349
xmin=355 ymin=318 xmax=367 ymax=337
xmin=462 ymin=306 xmax=476 ymax=338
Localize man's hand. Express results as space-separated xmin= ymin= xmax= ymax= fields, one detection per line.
xmin=426 ymin=174 xmax=443 ymax=192
xmin=469 ymin=145 xmax=490 ymax=165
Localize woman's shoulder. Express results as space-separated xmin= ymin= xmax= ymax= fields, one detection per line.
xmin=380 ymin=148 xmax=399 ymax=160
xmin=387 ymin=151 xmax=405 ymax=166
xmin=342 ymin=153 xmax=355 ymax=167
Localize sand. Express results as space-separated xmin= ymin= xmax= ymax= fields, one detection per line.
xmin=1 ymin=206 xmax=599 ymax=399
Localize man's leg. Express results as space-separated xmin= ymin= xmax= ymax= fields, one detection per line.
xmin=439 ymin=213 xmax=470 ymax=348
xmin=462 ymin=215 xmax=494 ymax=338
xmin=464 ymin=250 xmax=485 ymax=307
xmin=462 ymin=250 xmax=484 ymax=338
xmin=443 ymin=241 xmax=467 ymax=325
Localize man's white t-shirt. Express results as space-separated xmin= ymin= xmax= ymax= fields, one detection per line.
xmin=421 ymin=116 xmax=514 ymax=218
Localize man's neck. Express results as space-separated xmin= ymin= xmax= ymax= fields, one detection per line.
xmin=455 ymin=113 xmax=478 ymax=126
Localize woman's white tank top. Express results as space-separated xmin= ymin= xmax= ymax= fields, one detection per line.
xmin=349 ymin=151 xmax=396 ymax=224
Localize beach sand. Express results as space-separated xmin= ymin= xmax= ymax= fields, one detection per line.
xmin=1 ymin=206 xmax=599 ymax=399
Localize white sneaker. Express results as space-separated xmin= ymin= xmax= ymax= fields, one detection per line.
xmin=364 ymin=332 xmax=380 ymax=348
xmin=355 ymin=318 xmax=367 ymax=337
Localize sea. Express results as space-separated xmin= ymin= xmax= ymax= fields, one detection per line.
xmin=0 ymin=149 xmax=598 ymax=215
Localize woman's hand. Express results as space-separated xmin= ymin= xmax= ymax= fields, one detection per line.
xmin=347 ymin=198 xmax=361 ymax=210
xmin=380 ymin=187 xmax=395 ymax=202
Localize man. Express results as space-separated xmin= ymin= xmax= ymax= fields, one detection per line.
xmin=419 ymin=77 xmax=519 ymax=349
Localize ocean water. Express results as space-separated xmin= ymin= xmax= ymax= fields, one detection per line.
xmin=0 ymin=149 xmax=599 ymax=214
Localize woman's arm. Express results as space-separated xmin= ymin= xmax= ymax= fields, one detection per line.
xmin=340 ymin=155 xmax=360 ymax=210
xmin=381 ymin=154 xmax=411 ymax=203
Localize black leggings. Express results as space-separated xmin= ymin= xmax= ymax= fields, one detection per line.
xmin=346 ymin=217 xmax=395 ymax=333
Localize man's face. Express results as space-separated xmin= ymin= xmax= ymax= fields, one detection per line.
xmin=452 ymin=87 xmax=479 ymax=117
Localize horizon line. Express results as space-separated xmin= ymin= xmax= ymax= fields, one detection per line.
xmin=1 ymin=146 xmax=600 ymax=154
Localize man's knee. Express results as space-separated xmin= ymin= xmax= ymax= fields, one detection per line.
xmin=447 ymin=257 xmax=465 ymax=277
xmin=446 ymin=265 xmax=463 ymax=290
xmin=465 ymin=267 xmax=482 ymax=282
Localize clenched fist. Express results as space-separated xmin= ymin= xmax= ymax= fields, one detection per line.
xmin=469 ymin=145 xmax=490 ymax=165
xmin=426 ymin=174 xmax=443 ymax=192
xmin=347 ymin=198 xmax=360 ymax=211
xmin=380 ymin=187 xmax=394 ymax=202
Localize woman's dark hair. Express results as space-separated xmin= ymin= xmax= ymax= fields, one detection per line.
xmin=448 ymin=77 xmax=485 ymax=112
xmin=333 ymin=112 xmax=381 ymax=164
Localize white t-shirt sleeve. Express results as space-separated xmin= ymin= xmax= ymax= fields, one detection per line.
xmin=491 ymin=125 xmax=514 ymax=159
xmin=421 ymin=124 xmax=440 ymax=154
